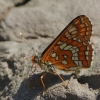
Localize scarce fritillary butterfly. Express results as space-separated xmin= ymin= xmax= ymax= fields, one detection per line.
xmin=21 ymin=15 xmax=93 ymax=95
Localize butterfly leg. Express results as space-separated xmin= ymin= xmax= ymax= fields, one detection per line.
xmin=40 ymin=72 xmax=46 ymax=95
xmin=53 ymin=71 xmax=68 ymax=87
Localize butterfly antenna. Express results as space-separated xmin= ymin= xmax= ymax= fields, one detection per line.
xmin=20 ymin=33 xmax=35 ymax=53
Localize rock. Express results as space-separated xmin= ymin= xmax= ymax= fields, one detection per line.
xmin=0 ymin=0 xmax=100 ymax=100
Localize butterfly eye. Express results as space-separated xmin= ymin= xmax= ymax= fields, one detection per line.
xmin=31 ymin=55 xmax=39 ymax=63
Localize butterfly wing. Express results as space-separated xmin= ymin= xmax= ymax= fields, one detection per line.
xmin=41 ymin=15 xmax=93 ymax=70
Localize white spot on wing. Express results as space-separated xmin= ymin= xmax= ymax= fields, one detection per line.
xmin=72 ymin=57 xmax=75 ymax=60
xmin=86 ymin=56 xmax=88 ymax=60
xmin=62 ymin=60 xmax=68 ymax=64
xmin=64 ymin=45 xmax=72 ymax=50
xmin=73 ymin=53 xmax=78 ymax=56
xmin=59 ymin=43 xmax=67 ymax=49
xmin=72 ymin=50 xmax=76 ymax=53
xmin=83 ymin=42 xmax=86 ymax=45
xmin=81 ymin=17 xmax=83 ymax=21
xmin=73 ymin=38 xmax=77 ymax=40
xmin=65 ymin=33 xmax=70 ymax=37
xmin=87 ymin=46 xmax=89 ymax=50
xmin=85 ymin=23 xmax=88 ymax=26
xmin=74 ymin=57 xmax=78 ymax=60
xmin=75 ymin=48 xmax=79 ymax=52
xmin=75 ymin=61 xmax=78 ymax=65
xmin=64 ymin=55 xmax=67 ymax=58
xmin=69 ymin=27 xmax=77 ymax=33
xmin=85 ymin=51 xmax=88 ymax=55
xmin=86 ymin=32 xmax=88 ymax=35
xmin=51 ymin=52 xmax=56 ymax=57
xmin=78 ymin=61 xmax=83 ymax=66
xmin=72 ymin=56 xmax=78 ymax=60
xmin=56 ymin=56 xmax=59 ymax=60
xmin=69 ymin=48 xmax=74 ymax=51
xmin=57 ymin=41 xmax=63 ymax=45
xmin=73 ymin=46 xmax=77 ymax=49
xmin=78 ymin=39 xmax=81 ymax=42
xmin=72 ymin=31 xmax=77 ymax=34
xmin=87 ymin=27 xmax=89 ymax=30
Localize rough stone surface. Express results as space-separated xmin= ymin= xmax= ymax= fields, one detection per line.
xmin=0 ymin=0 xmax=100 ymax=100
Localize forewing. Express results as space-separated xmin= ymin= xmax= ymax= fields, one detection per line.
xmin=41 ymin=15 xmax=93 ymax=70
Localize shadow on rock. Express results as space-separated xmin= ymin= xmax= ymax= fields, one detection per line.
xmin=78 ymin=74 xmax=100 ymax=89
xmin=14 ymin=73 xmax=70 ymax=100
xmin=14 ymin=73 xmax=100 ymax=100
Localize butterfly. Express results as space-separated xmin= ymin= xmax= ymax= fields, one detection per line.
xmin=21 ymin=15 xmax=93 ymax=95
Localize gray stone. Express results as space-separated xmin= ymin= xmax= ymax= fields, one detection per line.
xmin=0 ymin=0 xmax=100 ymax=100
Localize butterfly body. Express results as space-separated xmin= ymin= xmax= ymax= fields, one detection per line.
xmin=31 ymin=15 xmax=93 ymax=73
